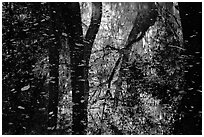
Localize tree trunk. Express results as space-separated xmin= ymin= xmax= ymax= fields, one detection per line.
xmin=114 ymin=2 xmax=158 ymax=107
xmin=173 ymin=2 xmax=202 ymax=135
xmin=84 ymin=3 xmax=102 ymax=115
xmin=62 ymin=2 xmax=102 ymax=134
xmin=47 ymin=3 xmax=60 ymax=134
xmin=62 ymin=3 xmax=87 ymax=134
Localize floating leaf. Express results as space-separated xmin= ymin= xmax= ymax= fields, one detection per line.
xmin=75 ymin=43 xmax=84 ymax=47
xmin=21 ymin=84 xmax=30 ymax=91
xmin=18 ymin=106 xmax=25 ymax=109
xmin=179 ymin=90 xmax=186 ymax=94
xmin=188 ymin=88 xmax=194 ymax=90
xmin=62 ymin=32 xmax=67 ymax=36
xmin=49 ymin=111 xmax=54 ymax=115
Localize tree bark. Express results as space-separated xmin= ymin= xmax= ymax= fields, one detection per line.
xmin=67 ymin=3 xmax=86 ymax=134
xmin=114 ymin=2 xmax=158 ymax=107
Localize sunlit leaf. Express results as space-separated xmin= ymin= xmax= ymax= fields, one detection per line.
xmin=21 ymin=84 xmax=30 ymax=91
xmin=18 ymin=106 xmax=25 ymax=109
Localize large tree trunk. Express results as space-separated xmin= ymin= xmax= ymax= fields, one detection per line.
xmin=173 ymin=2 xmax=202 ymax=135
xmin=62 ymin=3 xmax=87 ymax=134
xmin=114 ymin=2 xmax=158 ymax=107
xmin=84 ymin=3 xmax=102 ymax=115
xmin=61 ymin=2 xmax=102 ymax=134
xmin=47 ymin=3 xmax=60 ymax=134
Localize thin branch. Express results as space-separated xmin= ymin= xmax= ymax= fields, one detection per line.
xmin=107 ymin=56 xmax=122 ymax=85
xmin=105 ymin=55 xmax=122 ymax=98
xmin=168 ymin=45 xmax=186 ymax=51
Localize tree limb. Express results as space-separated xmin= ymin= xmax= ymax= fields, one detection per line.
xmin=125 ymin=2 xmax=158 ymax=50
xmin=84 ymin=2 xmax=102 ymax=62
xmin=106 ymin=56 xmax=122 ymax=98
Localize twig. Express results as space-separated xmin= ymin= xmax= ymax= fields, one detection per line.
xmin=106 ymin=55 xmax=122 ymax=97
xmin=168 ymin=45 xmax=186 ymax=51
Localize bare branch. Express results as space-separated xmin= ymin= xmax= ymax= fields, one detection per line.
xmin=107 ymin=56 xmax=122 ymax=85
xmin=84 ymin=3 xmax=102 ymax=62
xmin=125 ymin=2 xmax=158 ymax=50
xmin=168 ymin=45 xmax=186 ymax=51
xmin=85 ymin=2 xmax=102 ymax=42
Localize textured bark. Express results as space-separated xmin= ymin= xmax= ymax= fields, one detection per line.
xmin=84 ymin=2 xmax=102 ymax=115
xmin=85 ymin=3 xmax=102 ymax=49
xmin=114 ymin=2 xmax=158 ymax=107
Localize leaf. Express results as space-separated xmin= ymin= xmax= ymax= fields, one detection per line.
xmin=188 ymin=87 xmax=194 ymax=91
xmin=21 ymin=84 xmax=30 ymax=91
xmin=49 ymin=111 xmax=54 ymax=115
xmin=62 ymin=32 xmax=67 ymax=36
xmin=179 ymin=90 xmax=187 ymax=94
xmin=8 ymin=122 xmax=14 ymax=125
xmin=18 ymin=106 xmax=25 ymax=109
xmin=75 ymin=43 xmax=84 ymax=47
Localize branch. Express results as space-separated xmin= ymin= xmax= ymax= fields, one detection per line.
xmin=85 ymin=2 xmax=102 ymax=42
xmin=84 ymin=2 xmax=102 ymax=60
xmin=105 ymin=56 xmax=122 ymax=98
xmin=107 ymin=56 xmax=122 ymax=85
xmin=124 ymin=31 xmax=145 ymax=50
xmin=125 ymin=2 xmax=158 ymax=50
xmin=168 ymin=45 xmax=186 ymax=51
